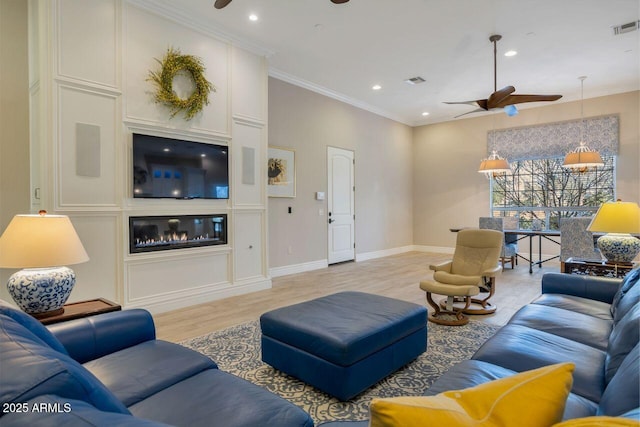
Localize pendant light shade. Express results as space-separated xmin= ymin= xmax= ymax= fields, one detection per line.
xmin=563 ymin=76 xmax=604 ymax=172
xmin=479 ymin=150 xmax=510 ymax=177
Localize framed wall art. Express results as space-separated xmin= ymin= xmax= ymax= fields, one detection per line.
xmin=268 ymin=146 xmax=296 ymax=198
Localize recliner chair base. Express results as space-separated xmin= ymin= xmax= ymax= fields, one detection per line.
xmin=426 ymin=293 xmax=471 ymax=326
xmin=440 ymin=297 xmax=497 ymax=315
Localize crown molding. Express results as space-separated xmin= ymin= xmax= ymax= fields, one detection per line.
xmin=126 ymin=0 xmax=275 ymax=58
xmin=268 ymin=68 xmax=413 ymax=127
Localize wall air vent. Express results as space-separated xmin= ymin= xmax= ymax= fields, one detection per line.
xmin=613 ymin=20 xmax=639 ymax=35
xmin=404 ymin=76 xmax=426 ymax=85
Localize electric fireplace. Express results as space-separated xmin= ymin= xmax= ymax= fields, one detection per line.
xmin=129 ymin=214 xmax=227 ymax=254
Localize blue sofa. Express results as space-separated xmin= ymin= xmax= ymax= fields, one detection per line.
xmin=321 ymin=267 xmax=640 ymax=426
xmin=0 ymin=304 xmax=314 ymax=427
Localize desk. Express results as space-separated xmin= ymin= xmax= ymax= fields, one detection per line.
xmin=505 ymin=230 xmax=560 ymax=274
xmin=450 ymin=228 xmax=561 ymax=274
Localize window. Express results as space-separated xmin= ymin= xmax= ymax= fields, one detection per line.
xmin=491 ymin=155 xmax=615 ymax=230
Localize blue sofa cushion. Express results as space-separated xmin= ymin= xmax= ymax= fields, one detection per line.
xmin=129 ymin=368 xmax=314 ymax=427
xmin=1 ymin=395 xmax=170 ymax=427
xmin=599 ymin=343 xmax=640 ymax=416
xmin=0 ymin=314 xmax=129 ymax=415
xmin=84 ymin=340 xmax=217 ymax=407
xmin=605 ymin=304 xmax=640 ymax=384
xmin=260 ymin=291 xmax=426 ymax=366
xmin=613 ymin=277 xmax=640 ymax=325
xmin=0 ymin=301 xmax=68 ymax=355
xmin=541 ymin=273 xmax=621 ymax=303
xmin=611 ymin=266 xmax=640 ymax=318
xmin=48 ymin=309 xmax=156 ymax=364
xmin=424 ymin=359 xmax=517 ymax=395
xmin=472 ymin=324 xmax=606 ymax=403
xmin=532 ymin=294 xmax=613 ymax=320
xmin=508 ymin=304 xmax=612 ymax=350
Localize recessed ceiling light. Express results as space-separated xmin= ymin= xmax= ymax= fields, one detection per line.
xmin=504 ymin=50 xmax=517 ymax=57
xmin=422 ymin=112 xmax=429 ymax=116
xmin=372 ymin=84 xmax=382 ymax=90
xmin=249 ymin=14 xmax=258 ymax=21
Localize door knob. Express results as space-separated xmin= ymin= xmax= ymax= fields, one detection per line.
xmin=328 ymin=218 xmax=334 ymax=224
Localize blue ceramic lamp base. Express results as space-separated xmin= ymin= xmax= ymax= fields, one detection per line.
xmin=597 ymin=233 xmax=640 ymax=264
xmin=6 ymin=266 xmax=75 ymax=317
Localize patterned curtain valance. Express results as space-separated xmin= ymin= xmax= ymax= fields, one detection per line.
xmin=488 ymin=114 xmax=619 ymax=161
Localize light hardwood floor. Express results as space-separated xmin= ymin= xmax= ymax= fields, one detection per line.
xmin=154 ymin=251 xmax=561 ymax=342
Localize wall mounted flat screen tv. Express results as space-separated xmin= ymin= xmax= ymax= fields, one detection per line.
xmin=132 ymin=133 xmax=229 ymax=199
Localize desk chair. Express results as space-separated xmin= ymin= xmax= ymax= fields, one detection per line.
xmin=559 ymin=217 xmax=602 ymax=272
xmin=479 ymin=217 xmax=519 ymax=270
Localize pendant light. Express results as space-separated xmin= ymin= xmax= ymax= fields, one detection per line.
xmin=479 ymin=150 xmax=510 ymax=178
xmin=562 ymin=76 xmax=604 ymax=172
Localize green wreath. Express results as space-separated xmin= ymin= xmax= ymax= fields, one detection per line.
xmin=148 ymin=47 xmax=216 ymax=120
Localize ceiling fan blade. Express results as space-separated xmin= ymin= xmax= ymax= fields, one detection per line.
xmin=495 ymin=94 xmax=563 ymax=108
xmin=443 ymin=99 xmax=489 ymax=110
xmin=214 ymin=0 xmax=232 ymax=9
xmin=443 ymin=100 xmax=481 ymax=106
xmin=453 ymin=108 xmax=486 ymax=118
xmin=486 ymin=86 xmax=516 ymax=109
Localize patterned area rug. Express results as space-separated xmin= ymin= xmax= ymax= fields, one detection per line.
xmin=182 ymin=320 xmax=499 ymax=424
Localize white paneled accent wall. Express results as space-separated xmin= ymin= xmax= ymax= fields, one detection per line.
xmin=30 ymin=0 xmax=270 ymax=313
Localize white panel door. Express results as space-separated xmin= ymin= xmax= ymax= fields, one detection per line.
xmin=328 ymin=147 xmax=355 ymax=264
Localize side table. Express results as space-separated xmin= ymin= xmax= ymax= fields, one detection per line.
xmin=35 ymin=298 xmax=121 ymax=325
xmin=562 ymin=257 xmax=636 ymax=279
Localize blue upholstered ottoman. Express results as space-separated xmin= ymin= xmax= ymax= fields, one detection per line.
xmin=260 ymin=291 xmax=428 ymax=401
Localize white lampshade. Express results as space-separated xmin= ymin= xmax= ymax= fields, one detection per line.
xmin=0 ymin=213 xmax=89 ymax=268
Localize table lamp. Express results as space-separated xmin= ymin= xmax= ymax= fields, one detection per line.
xmin=0 ymin=211 xmax=89 ymax=318
xmin=587 ymin=201 xmax=640 ymax=264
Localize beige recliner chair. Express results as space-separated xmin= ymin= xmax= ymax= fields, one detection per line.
xmin=419 ymin=228 xmax=503 ymax=325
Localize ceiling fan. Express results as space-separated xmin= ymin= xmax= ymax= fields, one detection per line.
xmin=214 ymin=0 xmax=349 ymax=9
xmin=445 ymin=34 xmax=562 ymax=118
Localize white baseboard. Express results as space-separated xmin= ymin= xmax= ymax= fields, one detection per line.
xmin=126 ymin=277 xmax=272 ymax=314
xmin=355 ymin=245 xmax=415 ymax=262
xmin=270 ymin=245 xmax=456 ymax=279
xmin=269 ymin=259 xmax=329 ymax=278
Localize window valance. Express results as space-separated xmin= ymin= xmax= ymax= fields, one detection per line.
xmin=487 ymin=114 xmax=619 ymax=161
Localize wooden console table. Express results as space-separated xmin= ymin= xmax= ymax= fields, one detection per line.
xmin=35 ymin=298 xmax=121 ymax=325
xmin=562 ymin=257 xmax=636 ymax=279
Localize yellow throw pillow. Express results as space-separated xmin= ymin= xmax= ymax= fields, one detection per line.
xmin=369 ymin=362 xmax=575 ymax=427
xmin=553 ymin=417 xmax=639 ymax=426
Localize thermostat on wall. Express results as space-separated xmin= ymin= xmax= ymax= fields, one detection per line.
xmin=316 ymin=192 xmax=325 ymax=200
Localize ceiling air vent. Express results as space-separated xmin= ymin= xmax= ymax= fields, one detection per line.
xmin=404 ymin=76 xmax=426 ymax=85
xmin=613 ymin=20 xmax=639 ymax=35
